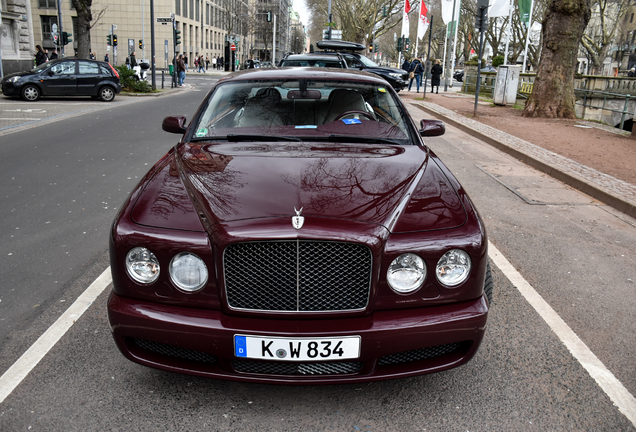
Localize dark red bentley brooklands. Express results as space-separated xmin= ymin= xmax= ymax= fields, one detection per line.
xmin=108 ymin=67 xmax=492 ymax=384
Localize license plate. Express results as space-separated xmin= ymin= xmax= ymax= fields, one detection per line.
xmin=234 ymin=335 xmax=361 ymax=361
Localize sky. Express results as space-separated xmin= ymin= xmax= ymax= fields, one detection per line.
xmin=292 ymin=0 xmax=311 ymax=27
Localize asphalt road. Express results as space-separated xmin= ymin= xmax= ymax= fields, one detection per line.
xmin=0 ymin=80 xmax=635 ymax=431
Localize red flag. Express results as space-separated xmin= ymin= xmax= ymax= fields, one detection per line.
xmin=405 ymin=0 xmax=411 ymax=14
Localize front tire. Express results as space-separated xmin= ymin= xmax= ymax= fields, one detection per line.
xmin=98 ymin=86 xmax=115 ymax=102
xmin=484 ymin=262 xmax=494 ymax=305
xmin=21 ymin=85 xmax=40 ymax=101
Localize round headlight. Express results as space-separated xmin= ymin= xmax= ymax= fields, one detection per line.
xmin=387 ymin=253 xmax=426 ymax=293
xmin=436 ymin=249 xmax=471 ymax=287
xmin=169 ymin=252 xmax=208 ymax=292
xmin=125 ymin=247 xmax=160 ymax=284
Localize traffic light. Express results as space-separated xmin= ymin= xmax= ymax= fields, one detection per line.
xmin=374 ymin=43 xmax=378 ymax=53
xmin=175 ymin=29 xmax=181 ymax=45
xmin=107 ymin=35 xmax=111 ymax=46
xmin=475 ymin=0 xmax=489 ymax=31
xmin=113 ymin=34 xmax=118 ymax=46
xmin=267 ymin=11 xmax=272 ymax=22
xmin=405 ymin=38 xmax=410 ymax=51
xmin=382 ymin=6 xmax=387 ymax=17
xmin=397 ymin=37 xmax=402 ymax=52
xmin=369 ymin=45 xmax=373 ymax=53
xmin=139 ymin=40 xmax=143 ymax=49
xmin=61 ymin=31 xmax=72 ymax=46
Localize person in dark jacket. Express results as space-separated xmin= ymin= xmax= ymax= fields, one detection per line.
xmin=431 ymin=59 xmax=443 ymax=94
xmin=35 ymin=45 xmax=48 ymax=66
xmin=408 ymin=58 xmax=425 ymax=92
xmin=402 ymin=58 xmax=411 ymax=72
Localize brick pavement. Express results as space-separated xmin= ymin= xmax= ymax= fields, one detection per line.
xmin=407 ymin=99 xmax=636 ymax=220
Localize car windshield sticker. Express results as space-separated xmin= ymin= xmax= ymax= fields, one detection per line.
xmin=342 ymin=119 xmax=362 ymax=125
xmin=379 ymin=87 xmax=387 ymax=93
xmin=295 ymin=125 xmax=318 ymax=129
xmin=195 ymin=128 xmax=208 ymax=137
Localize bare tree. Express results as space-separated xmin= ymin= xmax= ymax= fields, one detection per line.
xmin=70 ymin=0 xmax=106 ymax=58
xmin=523 ymin=0 xmax=592 ymax=118
xmin=580 ymin=0 xmax=630 ymax=74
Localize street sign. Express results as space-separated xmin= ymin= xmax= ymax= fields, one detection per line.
xmin=157 ymin=17 xmax=172 ymax=23
xmin=230 ymin=44 xmax=236 ymax=51
xmin=52 ymin=23 xmax=57 ymax=34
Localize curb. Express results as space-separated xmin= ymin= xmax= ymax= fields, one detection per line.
xmin=411 ymin=100 xmax=636 ymax=220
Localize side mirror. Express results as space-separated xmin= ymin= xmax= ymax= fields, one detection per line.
xmin=162 ymin=115 xmax=188 ymax=134
xmin=419 ymin=119 xmax=445 ymax=137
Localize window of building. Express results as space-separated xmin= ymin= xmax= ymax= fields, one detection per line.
xmin=40 ymin=16 xmax=58 ymax=40
xmin=38 ymin=0 xmax=56 ymax=8
xmin=195 ymin=0 xmax=199 ymax=21
xmin=176 ymin=0 xmax=181 ymax=15
xmin=190 ymin=0 xmax=194 ymax=19
xmin=183 ymin=0 xmax=188 ymax=18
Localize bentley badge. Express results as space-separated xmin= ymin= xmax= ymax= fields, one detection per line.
xmin=292 ymin=207 xmax=304 ymax=230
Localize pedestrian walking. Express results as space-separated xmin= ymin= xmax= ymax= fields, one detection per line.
xmin=177 ymin=54 xmax=186 ymax=86
xmin=431 ymin=59 xmax=443 ymax=94
xmin=198 ymin=55 xmax=205 ymax=73
xmin=184 ymin=54 xmax=189 ymax=71
xmin=206 ymin=56 xmax=210 ymax=70
xmin=219 ymin=56 xmax=224 ymax=70
xmin=212 ymin=56 xmax=217 ymax=70
xmin=408 ymin=58 xmax=425 ymax=93
xmin=104 ymin=53 xmax=109 ymax=63
xmin=402 ymin=58 xmax=411 ymax=72
xmin=35 ymin=45 xmax=48 ymax=66
xmin=130 ymin=52 xmax=138 ymax=68
xmin=49 ymin=50 xmax=58 ymax=60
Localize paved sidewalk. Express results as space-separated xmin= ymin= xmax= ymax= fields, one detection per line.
xmin=405 ymin=97 xmax=636 ymax=220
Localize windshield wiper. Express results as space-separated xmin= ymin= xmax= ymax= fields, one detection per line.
xmin=326 ymin=135 xmax=402 ymax=145
xmin=226 ymin=134 xmax=302 ymax=142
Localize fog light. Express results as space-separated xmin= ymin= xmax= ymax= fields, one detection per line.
xmin=436 ymin=250 xmax=471 ymax=287
xmin=387 ymin=253 xmax=426 ymax=293
xmin=125 ymin=247 xmax=160 ymax=284
xmin=169 ymin=252 xmax=208 ymax=292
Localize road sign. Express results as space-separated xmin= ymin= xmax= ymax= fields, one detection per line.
xmin=230 ymin=44 xmax=236 ymax=51
xmin=52 ymin=23 xmax=57 ymax=34
xmin=157 ymin=17 xmax=173 ymax=23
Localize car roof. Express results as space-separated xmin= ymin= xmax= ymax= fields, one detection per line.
xmin=316 ymin=40 xmax=366 ymax=51
xmin=282 ymin=53 xmax=342 ymax=61
xmin=218 ymin=67 xmax=390 ymax=86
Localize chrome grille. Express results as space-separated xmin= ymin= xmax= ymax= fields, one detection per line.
xmin=233 ymin=360 xmax=362 ymax=375
xmin=224 ymin=241 xmax=372 ymax=312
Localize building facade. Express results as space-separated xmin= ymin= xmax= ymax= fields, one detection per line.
xmin=8 ymin=0 xmax=300 ymax=73
xmin=1 ymin=0 xmax=36 ymax=74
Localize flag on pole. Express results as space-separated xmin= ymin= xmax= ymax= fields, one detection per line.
xmin=417 ymin=1 xmax=429 ymax=39
xmin=519 ymin=0 xmax=532 ymax=23
xmin=489 ymin=0 xmax=510 ymax=17
xmin=441 ymin=0 xmax=461 ymax=25
xmin=401 ymin=0 xmax=411 ymax=37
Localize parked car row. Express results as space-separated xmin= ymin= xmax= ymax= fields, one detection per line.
xmin=279 ymin=40 xmax=409 ymax=92
xmin=1 ymin=58 xmax=121 ymax=102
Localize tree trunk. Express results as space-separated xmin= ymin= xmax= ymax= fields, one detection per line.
xmin=71 ymin=0 xmax=93 ymax=59
xmin=523 ymin=0 xmax=591 ymax=118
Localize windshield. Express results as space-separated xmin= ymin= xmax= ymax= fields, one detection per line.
xmin=30 ymin=62 xmax=53 ymax=73
xmin=356 ymin=55 xmax=379 ymax=67
xmin=192 ymin=78 xmax=412 ymax=144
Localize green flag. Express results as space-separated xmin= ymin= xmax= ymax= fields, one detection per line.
xmin=519 ymin=0 xmax=532 ymax=23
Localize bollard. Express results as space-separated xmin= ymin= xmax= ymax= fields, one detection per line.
xmin=161 ymin=70 xmax=165 ymax=89
xmin=620 ymin=94 xmax=630 ymax=131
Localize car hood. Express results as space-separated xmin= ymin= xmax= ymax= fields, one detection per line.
xmin=366 ymin=66 xmax=407 ymax=77
xmin=2 ymin=71 xmax=32 ymax=81
xmin=171 ymin=141 xmax=466 ymax=233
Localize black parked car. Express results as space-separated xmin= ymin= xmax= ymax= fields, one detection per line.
xmin=279 ymin=41 xmax=408 ymax=92
xmin=1 ymin=57 xmax=122 ymax=102
xmin=453 ymin=69 xmax=464 ymax=82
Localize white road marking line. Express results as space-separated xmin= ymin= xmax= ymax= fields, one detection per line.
xmin=0 ymin=267 xmax=112 ymax=404
xmin=489 ymin=241 xmax=636 ymax=427
xmin=0 ymin=118 xmax=42 ymax=120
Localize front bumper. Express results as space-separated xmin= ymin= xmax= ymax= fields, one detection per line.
xmin=1 ymin=82 xmax=20 ymax=96
xmin=108 ymin=292 xmax=488 ymax=384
